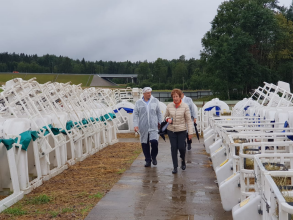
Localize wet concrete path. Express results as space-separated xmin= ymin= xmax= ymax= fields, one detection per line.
xmin=86 ymin=138 xmax=232 ymax=220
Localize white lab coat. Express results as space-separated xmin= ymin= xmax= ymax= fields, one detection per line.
xmin=133 ymin=96 xmax=162 ymax=144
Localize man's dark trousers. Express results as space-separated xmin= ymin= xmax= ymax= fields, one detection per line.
xmin=141 ymin=134 xmax=158 ymax=163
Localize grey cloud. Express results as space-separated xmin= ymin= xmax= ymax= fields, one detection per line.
xmin=0 ymin=0 xmax=292 ymax=62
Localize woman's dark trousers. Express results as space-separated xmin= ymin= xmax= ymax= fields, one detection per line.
xmin=141 ymin=134 xmax=158 ymax=163
xmin=167 ymin=130 xmax=187 ymax=168
xmin=186 ymin=132 xmax=192 ymax=144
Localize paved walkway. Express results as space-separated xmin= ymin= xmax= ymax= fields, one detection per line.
xmin=86 ymin=138 xmax=232 ymax=220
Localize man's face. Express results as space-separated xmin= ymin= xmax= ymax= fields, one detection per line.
xmin=144 ymin=91 xmax=152 ymax=100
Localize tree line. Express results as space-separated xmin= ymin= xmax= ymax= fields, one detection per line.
xmin=1 ymin=0 xmax=293 ymax=99
xmin=0 ymin=53 xmax=203 ymax=91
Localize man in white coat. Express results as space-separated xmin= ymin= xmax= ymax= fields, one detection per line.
xmin=182 ymin=92 xmax=197 ymax=150
xmin=133 ymin=87 xmax=162 ymax=167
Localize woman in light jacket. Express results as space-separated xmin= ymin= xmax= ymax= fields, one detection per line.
xmin=165 ymin=89 xmax=193 ymax=174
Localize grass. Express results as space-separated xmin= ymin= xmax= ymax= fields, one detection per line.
xmin=0 ymin=74 xmax=32 ymax=82
xmin=89 ymin=192 xmax=103 ymax=199
xmin=76 ymin=191 xmax=88 ymax=198
xmin=56 ymin=74 xmax=93 ymax=86
xmin=116 ymin=132 xmax=139 ymax=139
xmin=0 ymin=73 xmax=94 ymax=87
xmin=35 ymin=209 xmax=46 ymax=215
xmin=26 ymin=194 xmax=51 ymax=204
xmin=0 ymin=73 xmax=56 ymax=84
xmin=133 ymin=149 xmax=141 ymax=154
xmin=81 ymin=205 xmax=94 ymax=218
xmin=117 ymin=168 xmax=126 ymax=174
xmin=49 ymin=211 xmax=59 ymax=218
xmin=0 ymin=142 xmax=142 ymax=220
xmin=2 ymin=206 xmax=27 ymax=216
xmin=62 ymin=207 xmax=74 ymax=213
xmin=25 ymin=74 xmax=56 ymax=83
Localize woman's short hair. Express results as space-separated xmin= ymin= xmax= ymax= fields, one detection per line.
xmin=171 ymin=89 xmax=183 ymax=98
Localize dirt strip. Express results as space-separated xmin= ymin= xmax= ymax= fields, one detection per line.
xmin=0 ymin=142 xmax=142 ymax=220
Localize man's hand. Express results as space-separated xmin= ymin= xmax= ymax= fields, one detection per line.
xmin=194 ymin=118 xmax=197 ymax=123
xmin=134 ymin=127 xmax=139 ymax=132
xmin=188 ymin=134 xmax=192 ymax=140
xmin=158 ymin=123 xmax=161 ymax=129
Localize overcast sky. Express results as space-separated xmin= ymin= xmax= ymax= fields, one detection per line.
xmin=0 ymin=0 xmax=292 ymax=62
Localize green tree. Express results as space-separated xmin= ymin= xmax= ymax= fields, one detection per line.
xmin=172 ymin=62 xmax=187 ymax=84
xmin=137 ymin=62 xmax=151 ymax=81
xmin=201 ymin=0 xmax=279 ymax=99
xmin=271 ymin=12 xmax=293 ymax=87
xmin=153 ymin=58 xmax=168 ymax=82
xmin=58 ymin=57 xmax=72 ymax=73
xmin=0 ymin=63 xmax=8 ymax=72
xmin=189 ymin=68 xmax=210 ymax=90
xmin=179 ymin=55 xmax=185 ymax=62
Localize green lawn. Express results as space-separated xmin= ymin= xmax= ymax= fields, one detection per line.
xmin=0 ymin=74 xmax=93 ymax=87
xmin=0 ymin=74 xmax=32 ymax=83
xmin=25 ymin=74 xmax=56 ymax=83
xmin=56 ymin=74 xmax=93 ymax=86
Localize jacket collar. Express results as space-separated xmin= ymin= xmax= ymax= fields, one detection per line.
xmin=173 ymin=100 xmax=182 ymax=108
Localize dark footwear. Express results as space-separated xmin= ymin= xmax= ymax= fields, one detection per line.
xmin=187 ymin=143 xmax=191 ymax=150
xmin=145 ymin=162 xmax=151 ymax=167
xmin=181 ymin=161 xmax=186 ymax=170
xmin=172 ymin=168 xmax=177 ymax=174
xmin=152 ymin=158 xmax=157 ymax=165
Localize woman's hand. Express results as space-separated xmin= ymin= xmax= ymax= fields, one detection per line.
xmin=188 ymin=135 xmax=192 ymax=140
xmin=167 ymin=118 xmax=172 ymax=124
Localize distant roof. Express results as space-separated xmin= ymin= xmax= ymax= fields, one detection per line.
xmin=98 ymin=74 xmax=138 ymax=78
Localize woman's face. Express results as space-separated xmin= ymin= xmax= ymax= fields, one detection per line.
xmin=173 ymin=93 xmax=181 ymax=103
